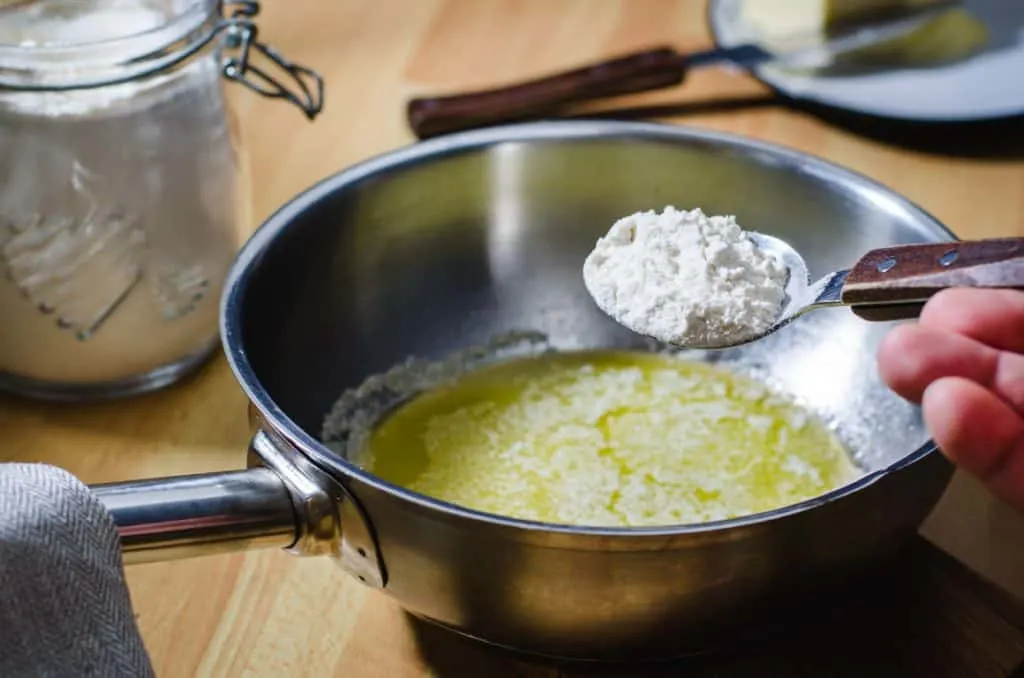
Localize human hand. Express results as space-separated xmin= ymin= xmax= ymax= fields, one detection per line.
xmin=877 ymin=288 xmax=1024 ymax=510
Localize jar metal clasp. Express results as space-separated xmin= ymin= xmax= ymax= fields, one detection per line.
xmin=220 ymin=1 xmax=324 ymax=120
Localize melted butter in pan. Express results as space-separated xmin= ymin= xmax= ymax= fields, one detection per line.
xmin=362 ymin=350 xmax=862 ymax=527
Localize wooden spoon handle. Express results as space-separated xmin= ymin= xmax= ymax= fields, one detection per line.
xmin=406 ymin=47 xmax=686 ymax=139
xmin=841 ymin=238 xmax=1024 ymax=321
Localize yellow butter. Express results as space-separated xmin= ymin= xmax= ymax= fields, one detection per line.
xmin=362 ymin=350 xmax=861 ymax=527
xmin=739 ymin=0 xmax=989 ymax=69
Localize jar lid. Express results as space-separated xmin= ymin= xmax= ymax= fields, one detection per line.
xmin=0 ymin=0 xmax=214 ymax=89
xmin=0 ymin=0 xmax=323 ymax=119
xmin=0 ymin=0 xmax=194 ymax=48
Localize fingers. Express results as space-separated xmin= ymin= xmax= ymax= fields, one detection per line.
xmin=920 ymin=288 xmax=1024 ymax=353
xmin=923 ymin=377 xmax=1024 ymax=509
xmin=877 ymin=323 xmax=999 ymax=403
xmin=878 ymin=288 xmax=1024 ymax=511
xmin=878 ymin=322 xmax=1024 ymax=411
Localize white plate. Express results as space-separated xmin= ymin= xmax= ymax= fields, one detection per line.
xmin=708 ymin=0 xmax=1024 ymax=122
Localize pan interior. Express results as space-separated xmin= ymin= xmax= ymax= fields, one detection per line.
xmin=236 ymin=127 xmax=943 ymax=509
xmin=323 ymin=339 xmax=868 ymax=527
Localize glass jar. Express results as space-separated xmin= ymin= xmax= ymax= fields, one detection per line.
xmin=0 ymin=0 xmax=322 ymax=401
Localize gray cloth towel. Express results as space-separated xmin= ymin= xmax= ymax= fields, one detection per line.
xmin=0 ymin=462 xmax=155 ymax=677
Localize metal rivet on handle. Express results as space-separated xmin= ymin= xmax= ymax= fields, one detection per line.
xmin=939 ymin=249 xmax=958 ymax=267
xmin=877 ymin=256 xmax=897 ymax=273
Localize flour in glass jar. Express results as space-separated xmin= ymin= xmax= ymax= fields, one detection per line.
xmin=0 ymin=0 xmax=244 ymax=388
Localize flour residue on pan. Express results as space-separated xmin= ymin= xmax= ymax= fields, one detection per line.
xmin=320 ymin=318 xmax=887 ymax=527
xmin=322 ymin=330 xmax=556 ymax=466
xmin=669 ymin=309 xmax=926 ymax=473
xmin=322 ymin=312 xmax=922 ymax=480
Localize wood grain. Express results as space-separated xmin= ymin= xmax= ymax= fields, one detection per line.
xmin=407 ymin=46 xmax=687 ymax=138
xmin=841 ymin=238 xmax=1024 ymax=321
xmin=844 ymin=238 xmax=1024 ymax=306
xmin=2 ymin=1 xmax=1024 ymax=676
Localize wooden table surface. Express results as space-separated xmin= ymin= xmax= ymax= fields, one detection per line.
xmin=3 ymin=1 xmax=1024 ymax=676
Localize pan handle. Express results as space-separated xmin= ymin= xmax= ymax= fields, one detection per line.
xmin=91 ymin=467 xmax=298 ymax=564
xmin=88 ymin=429 xmax=386 ymax=587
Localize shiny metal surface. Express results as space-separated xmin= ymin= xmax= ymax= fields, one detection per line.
xmin=247 ymin=429 xmax=337 ymax=558
xmin=248 ymin=428 xmax=386 ymax=587
xmin=90 ymin=120 xmax=958 ymax=660
xmin=216 ymin=120 xmax=956 ymax=659
xmin=811 ymin=269 xmax=851 ymax=306
xmin=93 ymin=467 xmax=296 ymax=564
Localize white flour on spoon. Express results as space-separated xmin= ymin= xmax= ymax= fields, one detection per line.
xmin=582 ymin=206 xmax=789 ymax=347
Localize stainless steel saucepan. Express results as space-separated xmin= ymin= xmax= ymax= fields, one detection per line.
xmin=91 ymin=120 xmax=956 ymax=660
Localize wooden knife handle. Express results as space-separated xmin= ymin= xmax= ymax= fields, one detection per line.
xmin=841 ymin=238 xmax=1024 ymax=320
xmin=406 ymin=47 xmax=686 ymax=139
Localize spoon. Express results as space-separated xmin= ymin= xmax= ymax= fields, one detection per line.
xmin=683 ymin=234 xmax=1024 ymax=350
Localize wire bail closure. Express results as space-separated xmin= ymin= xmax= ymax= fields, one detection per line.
xmin=221 ymin=1 xmax=324 ymax=120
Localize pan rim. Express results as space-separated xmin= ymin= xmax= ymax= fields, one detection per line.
xmin=221 ymin=119 xmax=954 ymax=540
